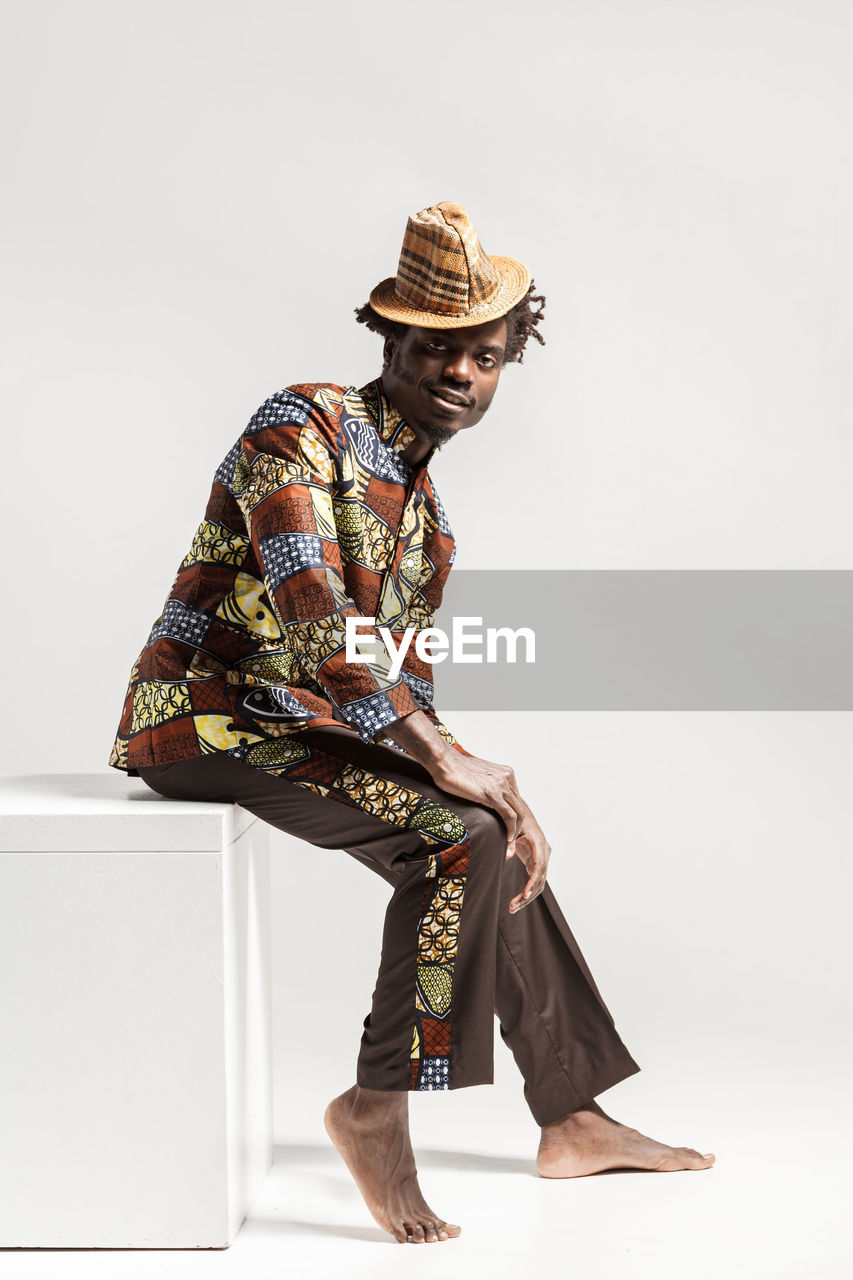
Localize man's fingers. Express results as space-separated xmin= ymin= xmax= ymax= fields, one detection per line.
xmin=490 ymin=790 xmax=522 ymax=853
xmin=508 ymin=869 xmax=546 ymax=913
xmin=501 ymin=764 xmax=520 ymax=799
xmin=509 ymin=889 xmax=539 ymax=913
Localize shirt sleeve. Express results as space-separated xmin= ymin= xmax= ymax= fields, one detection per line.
xmin=229 ymin=395 xmax=421 ymax=743
xmin=385 ymin=495 xmax=473 ymax=758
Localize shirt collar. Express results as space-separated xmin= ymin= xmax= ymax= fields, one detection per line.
xmin=357 ymin=378 xmax=437 ymax=471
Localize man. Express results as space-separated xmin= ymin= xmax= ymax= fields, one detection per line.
xmin=109 ymin=201 xmax=714 ymax=1244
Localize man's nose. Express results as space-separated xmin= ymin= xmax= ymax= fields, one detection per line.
xmin=442 ymin=350 xmax=473 ymax=384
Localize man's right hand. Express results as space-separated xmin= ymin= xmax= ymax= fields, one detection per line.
xmin=429 ymin=750 xmax=552 ymax=913
xmin=381 ymin=710 xmax=552 ymax=913
xmin=427 ymin=747 xmax=525 ymax=850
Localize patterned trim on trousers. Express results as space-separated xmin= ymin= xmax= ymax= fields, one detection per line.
xmin=137 ymin=725 xmax=641 ymax=1123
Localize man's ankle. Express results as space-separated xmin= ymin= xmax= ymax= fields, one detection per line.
xmin=541 ymin=1102 xmax=601 ymax=1136
xmin=348 ymin=1083 xmax=409 ymax=1122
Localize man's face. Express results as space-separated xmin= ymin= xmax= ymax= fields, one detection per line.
xmin=381 ymin=317 xmax=508 ymax=449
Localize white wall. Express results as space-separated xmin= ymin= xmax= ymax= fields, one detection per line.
xmin=2 ymin=0 xmax=851 ymax=1226
xmin=2 ymin=0 xmax=851 ymax=774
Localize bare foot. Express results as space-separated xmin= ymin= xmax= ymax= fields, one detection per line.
xmin=324 ymin=1084 xmax=461 ymax=1243
xmin=537 ymin=1100 xmax=716 ymax=1178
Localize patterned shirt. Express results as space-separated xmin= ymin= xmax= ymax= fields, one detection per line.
xmin=108 ymin=378 xmax=467 ymax=777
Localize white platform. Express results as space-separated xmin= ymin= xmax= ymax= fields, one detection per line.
xmin=0 ymin=772 xmax=273 ymax=1249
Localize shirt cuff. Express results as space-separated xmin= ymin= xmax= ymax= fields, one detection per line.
xmin=337 ymin=683 xmax=420 ymax=743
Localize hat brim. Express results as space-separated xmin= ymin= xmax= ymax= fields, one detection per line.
xmin=368 ymin=255 xmax=531 ymax=330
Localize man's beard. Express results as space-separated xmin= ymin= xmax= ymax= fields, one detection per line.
xmin=419 ymin=422 xmax=457 ymax=449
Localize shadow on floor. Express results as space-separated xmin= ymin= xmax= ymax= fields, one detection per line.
xmin=273 ymin=1141 xmax=535 ymax=1177
xmin=245 ymin=1215 xmax=389 ymax=1245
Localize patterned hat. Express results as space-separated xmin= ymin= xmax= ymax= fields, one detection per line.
xmin=369 ymin=201 xmax=531 ymax=330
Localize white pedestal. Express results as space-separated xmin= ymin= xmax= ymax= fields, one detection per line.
xmin=0 ymin=772 xmax=273 ymax=1249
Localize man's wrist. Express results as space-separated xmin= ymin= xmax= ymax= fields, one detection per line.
xmin=380 ymin=709 xmax=455 ymax=769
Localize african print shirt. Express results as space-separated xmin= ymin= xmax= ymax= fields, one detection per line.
xmin=108 ymin=378 xmax=466 ymax=777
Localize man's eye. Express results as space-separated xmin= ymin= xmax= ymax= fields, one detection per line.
xmin=427 ymin=342 xmax=446 ymax=351
xmin=479 ymin=357 xmax=495 ymax=368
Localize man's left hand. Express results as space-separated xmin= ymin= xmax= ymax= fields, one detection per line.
xmin=506 ymin=798 xmax=552 ymax=915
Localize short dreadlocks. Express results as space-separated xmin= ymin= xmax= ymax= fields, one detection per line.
xmin=354 ymin=281 xmax=546 ymax=365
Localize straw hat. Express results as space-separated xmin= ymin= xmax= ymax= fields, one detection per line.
xmin=369 ymin=201 xmax=531 ymax=330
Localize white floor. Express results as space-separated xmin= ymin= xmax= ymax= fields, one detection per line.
xmin=3 ymin=1045 xmax=848 ymax=1280
xmin=4 ymin=714 xmax=850 ymax=1277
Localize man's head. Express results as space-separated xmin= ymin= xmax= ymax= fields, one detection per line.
xmin=356 ymin=201 xmax=545 ymax=447
xmin=376 ymin=316 xmax=508 ymax=448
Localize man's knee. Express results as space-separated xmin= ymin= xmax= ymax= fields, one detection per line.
xmin=464 ymin=805 xmax=507 ymax=864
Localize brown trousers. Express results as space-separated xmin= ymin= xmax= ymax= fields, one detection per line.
xmin=138 ymin=725 xmax=640 ymax=1126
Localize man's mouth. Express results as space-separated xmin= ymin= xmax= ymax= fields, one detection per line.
xmin=426 ymin=386 xmax=472 ymax=414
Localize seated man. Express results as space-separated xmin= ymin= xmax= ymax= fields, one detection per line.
xmin=109 ymin=200 xmax=714 ymax=1245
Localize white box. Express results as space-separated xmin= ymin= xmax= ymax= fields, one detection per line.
xmin=0 ymin=772 xmax=273 ymax=1248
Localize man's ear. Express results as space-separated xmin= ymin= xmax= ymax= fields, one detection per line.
xmin=382 ymin=335 xmax=395 ymax=370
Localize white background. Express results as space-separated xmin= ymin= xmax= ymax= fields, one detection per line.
xmin=1 ymin=1 xmax=851 ymax=1276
